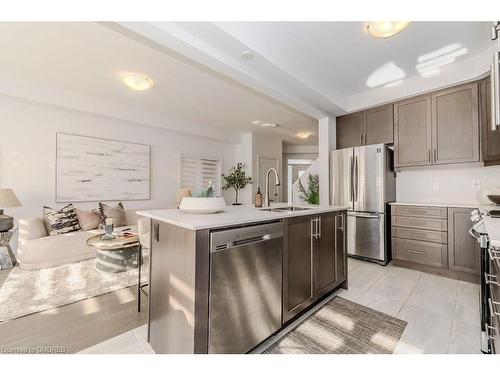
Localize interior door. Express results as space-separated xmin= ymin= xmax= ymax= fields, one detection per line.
xmin=353 ymin=144 xmax=385 ymax=213
xmin=330 ymin=148 xmax=354 ymax=209
xmin=347 ymin=212 xmax=385 ymax=261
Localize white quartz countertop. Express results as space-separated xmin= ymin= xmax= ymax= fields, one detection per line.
xmin=483 ymin=217 xmax=500 ymax=248
xmin=137 ymin=204 xmax=349 ymax=231
xmin=389 ymin=201 xmax=481 ymax=209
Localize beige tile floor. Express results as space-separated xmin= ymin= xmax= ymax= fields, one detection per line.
xmin=80 ymin=258 xmax=482 ymax=354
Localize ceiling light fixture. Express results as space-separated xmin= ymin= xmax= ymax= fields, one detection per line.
xmin=252 ymin=120 xmax=262 ymax=125
xmin=121 ymin=73 xmax=154 ymax=91
xmin=366 ymin=22 xmax=410 ymax=38
xmin=261 ymin=123 xmax=279 ymax=128
xmin=240 ymin=51 xmax=255 ymax=60
xmin=297 ymin=132 xmax=311 ymax=139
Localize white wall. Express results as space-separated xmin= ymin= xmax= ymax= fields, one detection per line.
xmin=252 ymin=133 xmax=283 ymax=199
xmin=396 ymin=165 xmax=500 ymax=205
xmin=0 ymin=96 xmax=235 ymax=222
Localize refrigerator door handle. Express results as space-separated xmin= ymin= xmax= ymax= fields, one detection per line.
xmin=354 ymin=156 xmax=359 ymax=202
xmin=350 ymin=155 xmax=354 ymax=202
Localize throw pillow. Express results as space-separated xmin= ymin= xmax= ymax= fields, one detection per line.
xmin=98 ymin=202 xmax=127 ymax=227
xmin=75 ymin=208 xmax=101 ymax=231
xmin=43 ymin=204 xmax=82 ymax=235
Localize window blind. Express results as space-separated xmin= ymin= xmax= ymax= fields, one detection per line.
xmin=179 ymin=154 xmax=222 ymax=195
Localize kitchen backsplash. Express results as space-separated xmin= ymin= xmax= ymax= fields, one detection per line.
xmin=396 ymin=165 xmax=500 ymax=204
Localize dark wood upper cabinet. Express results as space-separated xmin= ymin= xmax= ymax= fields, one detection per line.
xmin=283 ymin=215 xmax=314 ymax=322
xmin=394 ymin=95 xmax=433 ymax=168
xmin=432 ymin=83 xmax=479 ymax=165
xmin=448 ymin=207 xmax=480 ymax=275
xmin=337 ymin=105 xmax=394 ymax=149
xmin=336 ymin=112 xmax=363 ymax=149
xmin=364 ymin=104 xmax=394 ymax=145
xmin=480 ymin=77 xmax=500 ymax=165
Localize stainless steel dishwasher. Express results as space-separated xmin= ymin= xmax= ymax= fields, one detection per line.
xmin=208 ymin=221 xmax=283 ymax=354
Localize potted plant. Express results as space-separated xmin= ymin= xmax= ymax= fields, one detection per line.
xmin=298 ymin=173 xmax=320 ymax=205
xmin=222 ymin=162 xmax=252 ymax=205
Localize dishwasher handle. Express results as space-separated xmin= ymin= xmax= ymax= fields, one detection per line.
xmin=212 ymin=232 xmax=283 ymax=253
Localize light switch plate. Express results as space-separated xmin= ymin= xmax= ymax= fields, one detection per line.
xmin=432 ymin=182 xmax=440 ymax=191
xmin=473 ymin=180 xmax=481 ymax=191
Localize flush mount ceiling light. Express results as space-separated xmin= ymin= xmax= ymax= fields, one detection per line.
xmin=121 ymin=73 xmax=154 ymax=91
xmin=252 ymin=120 xmax=262 ymax=125
xmin=261 ymin=123 xmax=279 ymax=128
xmin=366 ymin=22 xmax=410 ymax=38
xmin=240 ymin=51 xmax=255 ymax=60
xmin=297 ymin=131 xmax=311 ymax=139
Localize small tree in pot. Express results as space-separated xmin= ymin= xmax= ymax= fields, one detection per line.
xmin=222 ymin=162 xmax=252 ymax=205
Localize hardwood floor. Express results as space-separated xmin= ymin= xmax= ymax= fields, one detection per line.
xmin=0 ymin=268 xmax=147 ymax=354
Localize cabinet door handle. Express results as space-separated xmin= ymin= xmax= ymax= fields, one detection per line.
xmin=318 ymin=217 xmax=322 ymax=239
xmin=407 ymin=249 xmax=427 ymax=255
xmin=428 ymin=149 xmax=431 ymax=163
xmin=434 ymin=149 xmax=437 ymax=163
xmin=336 ymin=214 xmax=345 ymax=232
xmin=311 ymin=219 xmax=316 ymax=240
xmin=153 ymin=223 xmax=160 ymax=242
xmin=360 ymin=133 xmax=363 ymax=145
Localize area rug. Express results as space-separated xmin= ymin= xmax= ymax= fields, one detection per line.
xmin=0 ymin=255 xmax=148 ymax=321
xmin=264 ymin=297 xmax=407 ymax=354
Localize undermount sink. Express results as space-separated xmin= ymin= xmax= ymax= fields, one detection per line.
xmin=259 ymin=206 xmax=313 ymax=212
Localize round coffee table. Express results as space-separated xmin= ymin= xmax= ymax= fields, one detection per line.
xmin=87 ymin=234 xmax=140 ymax=273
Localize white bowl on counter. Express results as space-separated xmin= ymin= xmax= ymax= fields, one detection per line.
xmin=179 ymin=197 xmax=227 ymax=214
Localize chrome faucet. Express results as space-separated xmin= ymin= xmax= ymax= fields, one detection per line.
xmin=264 ymin=168 xmax=281 ymax=207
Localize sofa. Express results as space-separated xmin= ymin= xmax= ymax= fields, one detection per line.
xmin=17 ymin=210 xmax=151 ymax=270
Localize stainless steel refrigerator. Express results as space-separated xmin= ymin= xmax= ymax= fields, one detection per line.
xmin=330 ymin=144 xmax=396 ymax=264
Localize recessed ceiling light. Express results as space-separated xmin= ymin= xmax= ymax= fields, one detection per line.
xmin=297 ymin=132 xmax=311 ymax=139
xmin=366 ymin=22 xmax=410 ymax=38
xmin=240 ymin=51 xmax=255 ymax=60
xmin=121 ymin=73 xmax=154 ymax=91
xmin=261 ymin=123 xmax=279 ymax=128
xmin=252 ymin=120 xmax=262 ymax=125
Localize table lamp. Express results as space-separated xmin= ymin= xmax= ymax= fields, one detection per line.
xmin=0 ymin=189 xmax=22 ymax=232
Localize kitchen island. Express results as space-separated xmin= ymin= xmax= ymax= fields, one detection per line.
xmin=138 ymin=204 xmax=348 ymax=354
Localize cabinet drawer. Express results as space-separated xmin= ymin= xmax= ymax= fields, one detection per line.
xmin=391 ymin=205 xmax=447 ymax=219
xmin=392 ymin=226 xmax=447 ymax=244
xmin=392 ymin=238 xmax=447 ymax=268
xmin=391 ymin=215 xmax=447 ymax=231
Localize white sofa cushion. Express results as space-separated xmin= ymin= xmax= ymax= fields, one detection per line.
xmin=17 ymin=209 xmax=151 ymax=270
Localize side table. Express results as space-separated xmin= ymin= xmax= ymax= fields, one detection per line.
xmin=0 ymin=229 xmax=17 ymax=269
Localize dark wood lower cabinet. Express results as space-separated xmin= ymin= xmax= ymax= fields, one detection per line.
xmin=283 ymin=215 xmax=315 ymax=322
xmin=284 ymin=211 xmax=347 ymax=323
xmin=448 ymin=207 xmax=480 ymax=274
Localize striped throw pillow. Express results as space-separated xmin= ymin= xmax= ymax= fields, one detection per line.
xmin=43 ymin=204 xmax=82 ymax=235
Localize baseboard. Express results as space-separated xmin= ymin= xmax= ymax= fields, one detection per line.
xmin=392 ymin=259 xmax=480 ymax=284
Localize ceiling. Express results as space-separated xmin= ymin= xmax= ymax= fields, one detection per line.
xmin=126 ymin=21 xmax=494 ymax=118
xmin=0 ymin=22 xmax=494 ymax=147
xmin=215 ymin=22 xmax=492 ymax=102
xmin=0 ymin=22 xmax=318 ymax=145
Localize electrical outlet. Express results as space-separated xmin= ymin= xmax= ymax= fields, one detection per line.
xmin=432 ymin=182 xmax=440 ymax=191
xmin=473 ymin=180 xmax=481 ymax=191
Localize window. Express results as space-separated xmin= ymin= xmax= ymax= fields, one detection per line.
xmin=179 ymin=153 xmax=222 ymax=195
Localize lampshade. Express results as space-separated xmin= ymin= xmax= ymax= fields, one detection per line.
xmin=0 ymin=189 xmax=22 ymax=208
